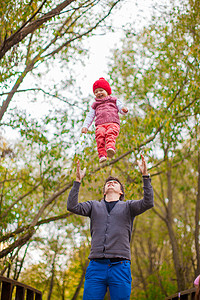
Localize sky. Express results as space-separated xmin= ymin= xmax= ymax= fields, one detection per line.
xmin=79 ymin=0 xmax=154 ymax=96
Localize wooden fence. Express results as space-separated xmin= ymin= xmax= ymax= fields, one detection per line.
xmin=0 ymin=275 xmax=42 ymax=300
xmin=165 ymin=287 xmax=197 ymax=300
xmin=1 ymin=275 xmax=197 ymax=300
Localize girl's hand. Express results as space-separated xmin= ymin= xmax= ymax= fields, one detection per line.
xmin=81 ymin=127 xmax=88 ymax=134
xmin=122 ymin=107 xmax=128 ymax=113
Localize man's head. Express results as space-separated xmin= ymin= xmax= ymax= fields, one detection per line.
xmin=103 ymin=176 xmax=125 ymax=201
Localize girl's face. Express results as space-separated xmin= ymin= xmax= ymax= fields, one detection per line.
xmin=94 ymin=88 xmax=108 ymax=99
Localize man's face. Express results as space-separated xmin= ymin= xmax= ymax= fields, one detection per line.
xmin=104 ymin=180 xmax=123 ymax=196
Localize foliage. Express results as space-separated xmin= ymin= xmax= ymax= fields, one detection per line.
xmin=19 ymin=239 xmax=90 ymax=299
xmin=0 ymin=0 xmax=200 ymax=299
xmin=0 ymin=0 xmax=122 ymax=120
xmin=106 ymin=0 xmax=200 ymax=296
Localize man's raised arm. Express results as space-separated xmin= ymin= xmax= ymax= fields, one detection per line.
xmin=129 ymin=154 xmax=154 ymax=215
xmin=67 ymin=161 xmax=92 ymax=216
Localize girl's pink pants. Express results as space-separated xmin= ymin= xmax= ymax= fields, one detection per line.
xmin=95 ymin=123 xmax=120 ymax=159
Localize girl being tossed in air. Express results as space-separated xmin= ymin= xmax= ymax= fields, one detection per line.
xmin=82 ymin=77 xmax=128 ymax=163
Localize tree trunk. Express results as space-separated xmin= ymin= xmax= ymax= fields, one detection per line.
xmin=14 ymin=242 xmax=30 ymax=280
xmin=71 ymin=260 xmax=89 ymax=300
xmin=47 ymin=252 xmax=57 ymax=300
xmin=194 ymin=138 xmax=200 ymax=276
xmin=0 ymin=61 xmax=35 ymax=122
xmin=165 ymin=163 xmax=185 ymax=290
xmin=134 ymin=243 xmax=148 ymax=298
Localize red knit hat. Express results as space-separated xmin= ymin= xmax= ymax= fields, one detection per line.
xmin=93 ymin=77 xmax=112 ymax=95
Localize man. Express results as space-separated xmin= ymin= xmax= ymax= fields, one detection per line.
xmin=67 ymin=154 xmax=154 ymax=300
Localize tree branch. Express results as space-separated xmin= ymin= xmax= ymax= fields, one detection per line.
xmin=0 ymin=181 xmax=41 ymax=220
xmin=45 ymin=0 xmax=121 ymax=58
xmin=0 ymin=88 xmax=83 ymax=110
xmin=0 ymin=0 xmax=75 ymax=59
xmin=0 ymin=211 xmax=73 ymax=243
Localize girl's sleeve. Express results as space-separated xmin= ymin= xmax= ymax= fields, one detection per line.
xmin=116 ymin=99 xmax=128 ymax=115
xmin=82 ymin=107 xmax=95 ymax=129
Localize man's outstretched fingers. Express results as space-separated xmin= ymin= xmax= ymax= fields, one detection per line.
xmin=137 ymin=154 xmax=148 ymax=175
xmin=76 ymin=160 xmax=86 ymax=182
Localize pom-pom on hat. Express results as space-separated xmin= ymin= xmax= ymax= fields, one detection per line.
xmin=93 ymin=77 xmax=112 ymax=95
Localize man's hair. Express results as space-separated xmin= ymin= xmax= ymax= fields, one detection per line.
xmin=103 ymin=176 xmax=125 ymax=201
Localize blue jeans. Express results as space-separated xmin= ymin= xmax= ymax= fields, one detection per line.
xmin=83 ymin=259 xmax=132 ymax=300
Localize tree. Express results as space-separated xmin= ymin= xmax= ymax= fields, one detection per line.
xmin=0 ymin=0 xmax=122 ymax=121
xmin=0 ymin=0 xmax=75 ymax=59
xmin=107 ymin=0 xmax=200 ymax=293
xmin=19 ymin=234 xmax=90 ymax=300
xmin=1 ymin=0 xmax=199 ymax=298
xmin=0 ymin=0 xmax=123 ymax=275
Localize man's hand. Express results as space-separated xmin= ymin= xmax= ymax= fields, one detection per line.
xmin=81 ymin=127 xmax=88 ymax=134
xmin=137 ymin=154 xmax=148 ymax=176
xmin=76 ymin=160 xmax=86 ymax=182
xmin=122 ymin=107 xmax=128 ymax=113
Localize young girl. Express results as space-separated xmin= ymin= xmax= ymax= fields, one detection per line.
xmin=82 ymin=77 xmax=128 ymax=163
